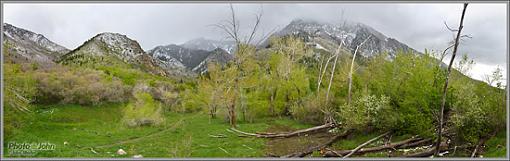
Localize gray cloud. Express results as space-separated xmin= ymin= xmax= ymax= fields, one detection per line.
xmin=3 ymin=2 xmax=507 ymax=81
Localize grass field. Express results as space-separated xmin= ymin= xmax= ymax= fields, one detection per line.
xmin=3 ymin=103 xmax=313 ymax=158
xmin=3 ymin=103 xmax=506 ymax=158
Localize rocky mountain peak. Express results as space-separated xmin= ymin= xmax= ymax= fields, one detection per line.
xmin=192 ymin=47 xmax=233 ymax=74
xmin=64 ymin=32 xmax=148 ymax=65
xmin=276 ymin=19 xmax=418 ymax=58
xmin=3 ymin=23 xmax=70 ymax=64
xmin=59 ymin=32 xmax=169 ymax=77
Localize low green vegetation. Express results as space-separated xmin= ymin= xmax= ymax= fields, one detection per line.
xmin=4 ymin=103 xmax=310 ymax=157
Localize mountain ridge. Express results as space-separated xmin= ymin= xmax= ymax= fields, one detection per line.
xmin=3 ymin=23 xmax=70 ymax=64
xmin=59 ymin=32 xmax=169 ymax=76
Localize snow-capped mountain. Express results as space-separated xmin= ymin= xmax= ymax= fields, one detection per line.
xmin=192 ymin=48 xmax=233 ymax=74
xmin=148 ymin=44 xmax=212 ymax=70
xmin=3 ymin=23 xmax=70 ymax=64
xmin=60 ymin=32 xmax=168 ymax=76
xmin=269 ymin=19 xmax=418 ymax=58
xmin=181 ymin=37 xmax=236 ymax=54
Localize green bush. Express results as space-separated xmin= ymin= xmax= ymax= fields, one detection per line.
xmin=339 ymin=94 xmax=397 ymax=132
xmin=122 ymin=84 xmax=164 ymax=127
xmin=360 ymin=52 xmax=443 ymax=137
xmin=450 ymin=78 xmax=506 ymax=144
xmin=180 ymin=88 xmax=207 ymax=113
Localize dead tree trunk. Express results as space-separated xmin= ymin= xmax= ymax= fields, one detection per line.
xmin=323 ymin=137 xmax=427 ymax=157
xmin=471 ymin=129 xmax=499 ymax=157
xmin=347 ymin=35 xmax=372 ymax=105
xmin=229 ymin=87 xmax=237 ymax=128
xmin=317 ymin=57 xmax=325 ymax=92
xmin=435 ymin=3 xmax=468 ymax=156
xmin=317 ymin=55 xmax=335 ymax=94
xmin=407 ymin=142 xmax=448 ymax=157
xmin=342 ymin=131 xmax=390 ymax=158
xmin=281 ymin=129 xmax=353 ymax=157
xmin=326 ymin=40 xmax=344 ymax=100
xmin=230 ymin=122 xmax=335 ymax=138
xmin=404 ymin=142 xmax=474 ymax=158
xmin=399 ymin=138 xmax=433 ymax=149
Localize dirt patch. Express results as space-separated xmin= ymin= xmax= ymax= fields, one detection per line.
xmin=264 ymin=124 xmax=336 ymax=157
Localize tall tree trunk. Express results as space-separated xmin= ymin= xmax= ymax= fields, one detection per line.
xmin=326 ymin=41 xmax=344 ymax=101
xmin=347 ymin=36 xmax=372 ymax=105
xmin=230 ymin=96 xmax=237 ymax=128
xmin=317 ymin=57 xmax=325 ymax=92
xmin=317 ymin=56 xmax=334 ymax=94
xmin=435 ymin=3 xmax=468 ymax=156
xmin=269 ymin=88 xmax=277 ymax=116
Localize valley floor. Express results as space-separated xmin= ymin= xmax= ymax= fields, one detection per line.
xmin=2 ymin=103 xmax=506 ymax=158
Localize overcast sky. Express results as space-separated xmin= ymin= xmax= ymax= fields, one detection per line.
xmin=2 ymin=3 xmax=508 ymax=83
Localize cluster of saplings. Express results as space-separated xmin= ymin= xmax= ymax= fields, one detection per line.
xmin=3 ymin=35 xmax=506 ymax=153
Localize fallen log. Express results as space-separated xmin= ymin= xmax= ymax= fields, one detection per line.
xmin=403 ymin=142 xmax=448 ymax=157
xmin=230 ymin=123 xmax=335 ymax=138
xmin=401 ymin=142 xmax=472 ymax=157
xmin=323 ymin=136 xmax=424 ymax=157
xmin=398 ymin=138 xmax=433 ymax=149
xmin=281 ymin=129 xmax=353 ymax=158
xmin=471 ymin=129 xmax=499 ymax=157
xmin=208 ymin=134 xmax=227 ymax=138
xmin=343 ymin=131 xmax=391 ymax=158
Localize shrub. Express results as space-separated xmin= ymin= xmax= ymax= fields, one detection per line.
xmin=34 ymin=67 xmax=130 ymax=105
xmin=339 ymin=94 xmax=398 ymax=132
xmin=450 ymin=79 xmax=505 ymax=144
xmin=290 ymin=94 xmax=329 ymax=125
xmin=150 ymin=80 xmax=179 ymax=110
xmin=179 ymin=88 xmax=207 ymax=113
xmin=122 ymin=83 xmax=164 ymax=127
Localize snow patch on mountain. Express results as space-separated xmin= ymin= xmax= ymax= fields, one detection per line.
xmin=181 ymin=37 xmax=236 ymax=54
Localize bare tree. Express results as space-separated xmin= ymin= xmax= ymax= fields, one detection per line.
xmin=317 ymin=55 xmax=335 ymax=94
xmin=325 ymin=40 xmax=345 ymax=100
xmin=213 ymin=4 xmax=276 ymax=128
xmin=435 ymin=3 xmax=468 ymax=156
xmin=347 ymin=35 xmax=372 ymax=105
xmin=483 ymin=66 xmax=504 ymax=87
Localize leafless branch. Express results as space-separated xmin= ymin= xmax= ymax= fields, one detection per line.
xmin=247 ymin=7 xmax=263 ymax=44
xmin=255 ymin=26 xmax=279 ymax=47
xmin=444 ymin=21 xmax=458 ymax=32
